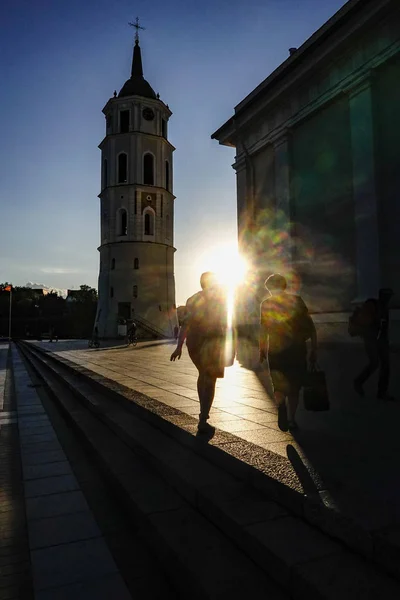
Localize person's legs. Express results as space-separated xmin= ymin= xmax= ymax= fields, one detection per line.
xmin=274 ymin=390 xmax=289 ymax=432
xmin=197 ymin=371 xmax=217 ymax=430
xmin=354 ymin=337 xmax=379 ymax=394
xmin=377 ymin=339 xmax=391 ymax=399
xmin=287 ymin=391 xmax=300 ymax=428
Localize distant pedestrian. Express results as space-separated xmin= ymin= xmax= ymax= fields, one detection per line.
xmin=173 ymin=325 xmax=179 ymax=340
xmin=128 ymin=321 xmax=137 ymax=344
xmin=260 ymin=274 xmax=317 ymax=431
xmin=353 ymin=288 xmax=395 ymax=401
xmin=170 ymin=272 xmax=229 ymax=434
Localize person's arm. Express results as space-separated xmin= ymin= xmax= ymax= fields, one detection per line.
xmin=299 ymin=296 xmax=317 ymax=364
xmin=170 ymin=308 xmax=188 ymax=361
xmin=259 ymin=302 xmax=269 ymax=362
xmin=309 ymin=318 xmax=317 ymax=364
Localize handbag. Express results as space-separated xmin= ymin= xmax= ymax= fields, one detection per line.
xmin=303 ymin=365 xmax=329 ymax=411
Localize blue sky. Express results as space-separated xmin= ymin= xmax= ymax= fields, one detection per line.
xmin=0 ymin=0 xmax=346 ymax=304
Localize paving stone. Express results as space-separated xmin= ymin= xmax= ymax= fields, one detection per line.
xmin=34 ymin=573 xmax=131 ymax=600
xmin=26 ymin=490 xmax=89 ymax=520
xmin=18 ymin=407 xmax=46 ymax=415
xmin=244 ymin=516 xmax=342 ymax=583
xmin=18 ymin=423 xmax=55 ymax=437
xmin=24 ymin=474 xmax=79 ymax=498
xmin=21 ymin=440 xmax=63 ymax=456
xmin=18 ymin=414 xmax=49 ymax=424
xmin=23 ymin=461 xmax=73 ymax=481
xmin=28 ymin=511 xmax=101 ymax=549
xmin=20 ymin=432 xmax=57 ymax=445
xmin=236 ymin=428 xmax=293 ymax=445
xmin=21 ymin=449 xmax=66 ymax=466
xmin=31 ymin=537 xmax=118 ymax=590
xmin=216 ymin=419 xmax=267 ymax=433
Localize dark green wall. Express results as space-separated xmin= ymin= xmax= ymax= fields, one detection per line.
xmin=374 ymin=53 xmax=400 ymax=298
xmin=291 ymin=97 xmax=356 ymax=311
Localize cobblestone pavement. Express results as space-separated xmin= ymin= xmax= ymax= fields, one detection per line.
xmin=35 ymin=337 xmax=400 ymax=535
xmin=6 ymin=344 xmax=133 ymax=599
xmin=0 ymin=342 xmax=33 ymax=600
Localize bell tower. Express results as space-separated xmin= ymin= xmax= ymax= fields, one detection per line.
xmin=96 ymin=21 xmax=177 ymax=338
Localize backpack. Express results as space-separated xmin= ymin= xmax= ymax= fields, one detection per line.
xmin=290 ymin=297 xmax=314 ymax=343
xmin=348 ymin=299 xmax=378 ymax=337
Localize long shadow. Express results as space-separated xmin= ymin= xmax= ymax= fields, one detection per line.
xmin=236 ymin=335 xmax=400 ymax=531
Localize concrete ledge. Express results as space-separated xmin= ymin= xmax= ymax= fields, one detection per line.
xmin=19 ymin=343 xmax=285 ymax=599
xmin=20 ymin=341 xmax=400 ymax=584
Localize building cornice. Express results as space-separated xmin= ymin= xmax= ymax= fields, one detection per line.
xmin=212 ymin=0 xmax=392 ymax=145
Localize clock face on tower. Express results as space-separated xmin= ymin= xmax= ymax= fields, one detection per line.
xmin=142 ymin=107 xmax=155 ymax=121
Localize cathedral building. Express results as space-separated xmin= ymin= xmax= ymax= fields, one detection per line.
xmin=96 ymin=27 xmax=177 ymax=338
xmin=212 ymin=0 xmax=400 ymax=331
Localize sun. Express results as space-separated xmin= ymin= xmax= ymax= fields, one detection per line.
xmin=197 ymin=242 xmax=248 ymax=289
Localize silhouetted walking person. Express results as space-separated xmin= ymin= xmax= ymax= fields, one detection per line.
xmin=260 ymin=274 xmax=317 ymax=431
xmin=354 ymin=288 xmax=395 ymax=401
xmin=170 ymin=272 xmax=228 ymax=434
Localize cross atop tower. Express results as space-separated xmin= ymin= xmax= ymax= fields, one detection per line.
xmin=129 ymin=17 xmax=145 ymax=44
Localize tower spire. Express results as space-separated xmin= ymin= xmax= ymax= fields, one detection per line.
xmin=128 ymin=17 xmax=145 ymax=78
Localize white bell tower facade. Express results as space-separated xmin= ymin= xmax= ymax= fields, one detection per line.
xmin=96 ymin=31 xmax=177 ymax=338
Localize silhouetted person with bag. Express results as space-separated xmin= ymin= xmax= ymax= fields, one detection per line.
xmin=260 ymin=274 xmax=317 ymax=431
xmin=354 ymin=288 xmax=395 ymax=401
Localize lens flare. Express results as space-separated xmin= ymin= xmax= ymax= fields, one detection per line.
xmin=195 ymin=243 xmax=248 ymax=366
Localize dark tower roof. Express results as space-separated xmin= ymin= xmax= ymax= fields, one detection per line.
xmin=118 ymin=40 xmax=156 ymax=99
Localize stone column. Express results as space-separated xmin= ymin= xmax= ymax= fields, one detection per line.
xmin=348 ymin=76 xmax=380 ymax=301
xmin=273 ymin=133 xmax=292 ymax=270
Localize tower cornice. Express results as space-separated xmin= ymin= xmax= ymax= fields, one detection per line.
xmin=102 ymin=95 xmax=172 ymax=117
xmin=97 ymin=240 xmax=177 ymax=252
xmin=98 ymin=185 xmax=176 ymax=200
xmin=98 ymin=131 xmax=175 ymax=152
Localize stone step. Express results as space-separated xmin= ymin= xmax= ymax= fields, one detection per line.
xmin=19 ymin=342 xmax=400 ymax=598
xmin=19 ymin=344 xmax=287 ymax=600
xmin=25 ymin=342 xmax=400 ymax=581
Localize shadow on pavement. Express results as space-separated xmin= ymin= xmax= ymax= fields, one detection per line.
xmin=236 ymin=335 xmax=400 ymax=532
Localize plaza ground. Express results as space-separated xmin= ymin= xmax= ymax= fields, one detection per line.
xmin=36 ymin=335 xmax=400 ymax=534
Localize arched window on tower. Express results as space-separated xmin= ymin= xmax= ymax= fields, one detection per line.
xmin=111 ymin=258 xmax=115 ymax=270
xmin=162 ymin=119 xmax=167 ymax=139
xmin=103 ymin=159 xmax=108 ymax=189
xmin=165 ymin=161 xmax=170 ymax=191
xmin=133 ymin=285 xmax=138 ymax=298
xmin=134 ymin=258 xmax=139 ymax=270
xmin=143 ymin=153 xmax=154 ymax=185
xmin=118 ymin=153 xmax=128 ymax=184
xmin=119 ymin=110 xmax=130 ymax=133
xmin=118 ymin=209 xmax=128 ymax=236
xmin=144 ymin=212 xmax=154 ymax=236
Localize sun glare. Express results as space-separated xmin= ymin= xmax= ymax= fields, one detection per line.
xmin=197 ymin=243 xmax=248 ymax=364
xmin=198 ymin=243 xmax=248 ymax=289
